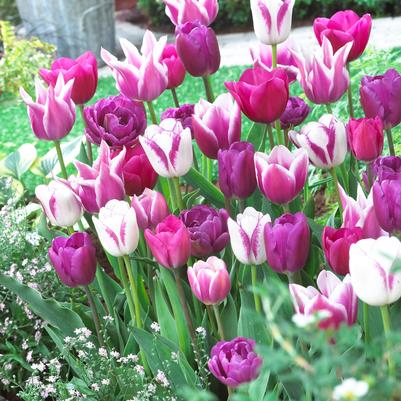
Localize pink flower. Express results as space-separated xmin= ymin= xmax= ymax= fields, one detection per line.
xmin=161 ymin=43 xmax=186 ymax=89
xmin=163 ymin=0 xmax=218 ymax=26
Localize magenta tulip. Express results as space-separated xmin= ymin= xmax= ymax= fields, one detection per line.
xmin=370 ymin=156 xmax=401 ymax=183
xmin=279 ymin=96 xmax=310 ymax=130
xmin=163 ymin=0 xmax=218 ymax=26
xmin=161 ymin=104 xmax=195 ymax=132
xmin=161 ymin=43 xmax=186 ymax=89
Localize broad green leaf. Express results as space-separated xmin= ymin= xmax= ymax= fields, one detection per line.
xmin=246 ymin=122 xmax=267 ymax=151
xmin=221 ymin=294 xmax=238 ymax=339
xmin=249 ymin=369 xmax=271 ymax=401
xmin=0 ymin=143 xmax=37 ymax=179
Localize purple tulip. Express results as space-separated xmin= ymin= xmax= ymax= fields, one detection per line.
xmin=218 ymin=141 xmax=257 ymax=199
xmin=370 ymin=156 xmax=401 ymax=183
xmin=175 ymin=21 xmax=220 ymax=77
xmin=48 ymin=232 xmax=97 ymax=288
xmin=360 ymin=69 xmax=401 ymax=130
xmin=180 ymin=205 xmax=229 ymax=258
xmin=161 ymin=43 xmax=186 ymax=89
xmin=280 ymin=96 xmax=311 ymax=130
xmin=208 ymin=337 xmax=262 ymax=388
xmin=161 ymin=104 xmax=195 ymax=132
xmin=163 ymin=0 xmax=219 ymax=26
xmin=264 ymin=212 xmax=310 ymax=273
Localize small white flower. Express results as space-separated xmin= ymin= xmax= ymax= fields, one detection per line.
xmin=98 ymin=347 xmax=108 ymax=358
xmin=196 ymin=326 xmax=206 ymax=338
xmin=333 ymin=378 xmax=369 ymax=400
xmin=150 ymin=322 xmax=160 ymax=333
xmin=91 ymin=383 xmax=100 ymax=391
xmin=103 ymin=315 xmax=114 ymax=322
xmin=156 ymin=370 xmax=169 ymax=387
xmin=101 ymin=379 xmax=110 ymax=386
xmin=135 ymin=365 xmax=145 ymax=376
xmin=110 ymin=350 xmax=120 ymax=359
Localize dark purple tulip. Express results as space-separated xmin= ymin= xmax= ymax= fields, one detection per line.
xmin=208 ymin=337 xmax=262 ymax=388
xmin=84 ymin=95 xmax=147 ymax=148
xmin=218 ymin=141 xmax=257 ymax=199
xmin=161 ymin=104 xmax=195 ymax=132
xmin=371 ymin=156 xmax=401 ymax=182
xmin=175 ymin=21 xmax=220 ymax=77
xmin=360 ymin=69 xmax=401 ymax=130
xmin=264 ymin=212 xmax=310 ymax=273
xmin=48 ymin=232 xmax=97 ymax=288
xmin=179 ymin=205 xmax=229 ymax=258
xmin=280 ymin=96 xmax=311 ymax=130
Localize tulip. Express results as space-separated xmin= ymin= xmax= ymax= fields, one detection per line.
xmin=360 ymin=68 xmax=401 ymax=130
xmin=349 ymin=237 xmax=401 ymax=306
xmin=163 ymin=0 xmax=218 ymax=26
xmin=144 ymin=215 xmax=191 ymax=269
xmin=347 ymin=117 xmax=384 ymax=162
xmin=180 ymin=205 xmax=229 ymax=258
xmin=280 ymin=96 xmax=311 ymax=130
xmin=208 ymin=337 xmax=262 ymax=388
xmin=290 ymin=114 xmax=347 ymax=169
xmin=370 ymin=156 xmax=401 ymax=183
xmin=322 ymin=226 xmax=363 ymax=275
xmin=264 ymin=212 xmax=310 ymax=273
xmin=314 ymin=11 xmax=372 ymax=62
xmin=39 ymin=51 xmax=98 ymax=105
xmin=132 ymin=188 xmax=169 ymax=230
xmin=187 ymin=256 xmax=231 ymax=305
xmin=192 ymin=93 xmax=241 ymax=159
xmin=291 ymin=37 xmax=352 ymax=105
xmin=101 ymin=31 xmax=168 ymax=102
xmin=48 ymin=232 xmax=97 ymax=287
xmin=225 ymin=66 xmax=289 ymax=124
xmin=93 ymin=200 xmax=139 ymax=257
xmin=161 ymin=43 xmax=186 ymax=89
xmin=175 ymin=21 xmax=220 ymax=77
xmin=139 ymin=118 xmax=193 ymax=178
xmin=289 ymin=270 xmax=358 ymax=330
xmin=20 ymin=74 xmax=76 ymax=141
xmin=84 ymin=95 xmax=147 ymax=149
xmin=227 ymin=207 xmax=271 ymax=265
xmin=161 ymin=104 xmax=195 ymax=132
xmin=250 ymin=0 xmax=295 ymax=45
xmin=218 ymin=141 xmax=257 ymax=199
xmin=255 ymin=145 xmax=309 ymax=205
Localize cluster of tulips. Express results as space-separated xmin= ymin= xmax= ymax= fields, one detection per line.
xmin=18 ymin=0 xmax=401 ymax=396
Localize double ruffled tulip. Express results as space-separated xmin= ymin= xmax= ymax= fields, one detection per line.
xmin=187 ymin=256 xmax=231 ymax=305
xmin=101 ymin=31 xmax=168 ymax=102
xmin=225 ymin=66 xmax=289 ymax=124
xmin=39 ymin=51 xmax=98 ymax=105
xmin=163 ymin=0 xmax=218 ymax=26
xmin=84 ymin=95 xmax=147 ymax=148
xmin=208 ymin=337 xmax=262 ymax=388
xmin=193 ymin=94 xmax=241 ymax=159
xmin=314 ymin=10 xmax=372 ymax=62
xmin=290 ymin=114 xmax=347 ymax=169
xmin=161 ymin=43 xmax=186 ymax=89
xmin=161 ymin=104 xmax=195 ymax=131
xmin=255 ymin=145 xmax=309 ymax=205
xmin=35 ymin=180 xmax=83 ymax=227
xmin=93 ymin=200 xmax=139 ymax=257
xmin=20 ymin=75 xmax=76 ymax=141
xmin=280 ymin=96 xmax=310 ymax=130
xmin=227 ymin=207 xmax=271 ymax=265
xmin=145 ymin=215 xmax=191 ymax=269
xmin=218 ymin=141 xmax=257 ymax=199
xmin=350 ymin=237 xmax=401 ymax=306
xmin=250 ymin=0 xmax=295 ymax=45
xmin=175 ymin=21 xmax=220 ymax=77
xmin=180 ymin=205 xmax=229 ymax=258
xmin=48 ymin=232 xmax=97 ymax=288
xmin=139 ymin=118 xmax=193 ymax=178
xmin=370 ymin=156 xmax=401 ymax=182
xmin=264 ymin=212 xmax=310 ymax=273
xmin=290 ymin=270 xmax=358 ymax=330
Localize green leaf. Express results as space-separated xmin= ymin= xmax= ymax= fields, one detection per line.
xmin=246 ymin=122 xmax=266 ymax=151
xmin=0 ymin=143 xmax=37 ymax=179
xmin=249 ymin=369 xmax=271 ymax=401
xmin=221 ymin=294 xmax=238 ymax=339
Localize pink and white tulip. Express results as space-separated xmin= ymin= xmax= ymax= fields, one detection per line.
xmin=163 ymin=0 xmax=218 ymax=26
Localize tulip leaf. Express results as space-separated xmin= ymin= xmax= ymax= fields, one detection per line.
xmin=0 ymin=143 xmax=37 ymax=179
xmin=246 ymin=122 xmax=266 ymax=151
xmin=221 ymin=294 xmax=238 ymax=339
xmin=248 ymin=369 xmax=271 ymax=401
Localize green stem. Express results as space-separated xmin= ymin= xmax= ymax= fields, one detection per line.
xmin=83 ymin=285 xmax=104 ymax=347
xmin=123 ymin=256 xmax=142 ymax=329
xmin=346 ymin=63 xmax=355 ymax=118
xmin=224 ymin=196 xmax=232 ymax=217
xmin=213 ymin=304 xmax=225 ymax=340
xmin=287 ymin=271 xmax=302 ymax=285
xmin=171 ymin=88 xmax=180 ymax=108
xmin=330 ymin=168 xmax=343 ymax=216
xmin=238 ymin=199 xmax=246 ymax=213
xmin=172 ymin=177 xmax=184 ymax=210
xmin=206 ymin=305 xmax=218 ymax=337
xmin=363 ymin=302 xmax=370 ymax=344
xmin=366 ymin=162 xmax=373 ymax=191
xmin=380 ymin=305 xmax=395 ymax=376
xmin=67 ymin=226 xmax=75 ymax=235
xmin=206 ymin=158 xmax=213 ymax=182
xmin=266 ymin=124 xmax=274 ymax=150
xmin=202 ymin=75 xmax=214 ymax=103
xmin=251 ymin=265 xmax=261 ymax=313
xmin=146 ymin=101 xmax=158 ymax=124
xmin=79 ymin=104 xmax=92 ymax=165
xmin=54 ymin=140 xmax=68 ymax=179
xmin=167 ymin=178 xmax=177 ymax=211
xmin=271 ymin=44 xmax=278 ymax=68
xmin=117 ymin=257 xmax=136 ymax=326
xmin=386 ymin=129 xmax=395 ymax=156
xmin=326 ymin=103 xmax=333 ymax=114
xmin=275 ymin=120 xmax=284 ymax=146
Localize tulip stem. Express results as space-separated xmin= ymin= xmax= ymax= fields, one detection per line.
xmin=146 ymin=101 xmax=158 ymax=124
xmin=251 ymin=265 xmax=261 ymax=313
xmin=168 ymin=178 xmax=178 ymax=211
xmin=224 ymin=196 xmax=232 ymax=217
xmin=325 ymin=103 xmax=333 ymax=114
xmin=275 ymin=121 xmax=284 ymax=146
xmin=172 ymin=177 xmax=185 ymax=210
xmin=83 ymin=285 xmax=104 ymax=347
xmin=171 ymin=88 xmax=180 ymax=108
xmin=380 ymin=305 xmax=395 ymax=376
xmin=346 ymin=63 xmax=355 ymax=118
xmin=363 ymin=302 xmax=370 ymax=344
xmin=202 ymin=75 xmax=215 ymax=102
xmin=287 ymin=271 xmax=302 ymax=285
xmin=123 ymin=255 xmax=142 ymax=330
xmin=117 ymin=257 xmax=136 ymax=326
xmin=330 ymin=168 xmax=343 ymax=216
xmin=206 ymin=304 xmax=218 ymax=336
xmin=366 ymin=162 xmax=373 ymax=191
xmin=271 ymin=44 xmax=278 ymax=68
xmin=266 ymin=124 xmax=274 ymax=151
xmin=386 ymin=129 xmax=395 ymax=156
xmin=79 ymin=104 xmax=93 ymax=165
xmin=213 ymin=304 xmax=225 ymax=340
xmin=54 ymin=140 xmax=68 ymax=180
xmin=67 ymin=226 xmax=75 ymax=235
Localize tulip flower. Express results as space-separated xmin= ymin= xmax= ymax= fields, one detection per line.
xmin=349 ymin=237 xmax=401 ymax=306
xmin=180 ymin=205 xmax=229 ymax=258
xmin=370 ymin=156 xmax=401 ymax=183
xmin=225 ymin=66 xmax=289 ymax=124
xmin=218 ymin=141 xmax=257 ymax=199
xmin=187 ymin=256 xmax=231 ymax=305
xmin=161 ymin=43 xmax=186 ymax=89
xmin=227 ymin=207 xmax=271 ymax=265
xmin=163 ymin=0 xmax=218 ymax=26
xmin=48 ymin=232 xmax=97 ymax=288
xmin=39 ymin=51 xmax=98 ymax=105
xmin=322 ymin=226 xmax=363 ymax=275
xmin=35 ymin=180 xmax=83 ymax=227
xmin=101 ymin=31 xmax=168 ymax=102
xmin=208 ymin=337 xmax=262 ymax=388
xmin=255 ymin=145 xmax=309 ymax=205
xmin=264 ymin=212 xmax=310 ymax=273
xmin=139 ymin=118 xmax=193 ymax=178
xmin=291 ymin=37 xmax=352 ymax=105
xmin=279 ymin=96 xmax=311 ymax=130
xmin=161 ymin=104 xmax=195 ymax=131
xmin=193 ymin=93 xmax=241 ymax=159
xmin=347 ymin=117 xmax=384 ymax=162
xmin=290 ymin=114 xmax=347 ymax=169
xmin=289 ymin=270 xmax=358 ymax=330
xmin=84 ymin=95 xmax=147 ymax=148
xmin=175 ymin=21 xmax=220 ymax=77
xmin=314 ymin=10 xmax=372 ymax=62
xmin=20 ymin=74 xmax=76 ymax=141
xmin=250 ymin=0 xmax=295 ymax=45
xmin=132 ymin=188 xmax=169 ymax=230
xmin=93 ymin=200 xmax=139 ymax=257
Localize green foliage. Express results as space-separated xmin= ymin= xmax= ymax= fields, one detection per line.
xmin=0 ymin=0 xmax=19 ymax=23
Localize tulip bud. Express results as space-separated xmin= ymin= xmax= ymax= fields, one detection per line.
xmin=161 ymin=43 xmax=186 ymax=89
xmin=280 ymin=96 xmax=310 ymax=130
xmin=35 ymin=180 xmax=83 ymax=227
xmin=187 ymin=256 xmax=231 ymax=305
xmin=163 ymin=0 xmax=219 ymax=26
xmin=48 ymin=232 xmax=97 ymax=288
xmin=161 ymin=104 xmax=195 ymax=132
